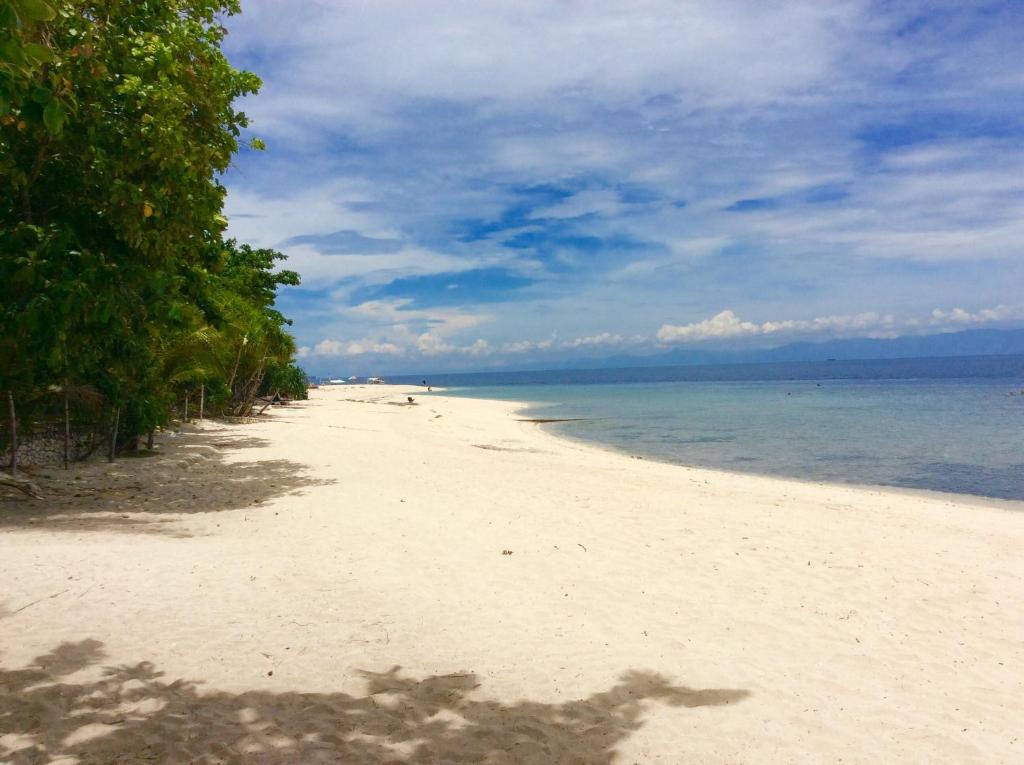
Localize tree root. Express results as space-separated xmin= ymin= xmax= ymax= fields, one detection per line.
xmin=0 ymin=472 xmax=44 ymax=499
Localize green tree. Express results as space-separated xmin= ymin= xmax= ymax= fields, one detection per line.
xmin=1 ymin=1 xmax=304 ymax=463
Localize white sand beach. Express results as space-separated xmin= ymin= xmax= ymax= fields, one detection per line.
xmin=2 ymin=385 xmax=1022 ymax=763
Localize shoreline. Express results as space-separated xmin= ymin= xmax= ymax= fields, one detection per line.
xmin=532 ymin=414 xmax=1024 ymax=513
xmin=2 ymin=384 xmax=1022 ymax=763
xmin=449 ymin=389 xmax=1024 ymax=513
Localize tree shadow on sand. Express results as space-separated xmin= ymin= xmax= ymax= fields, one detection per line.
xmin=0 ymin=639 xmax=749 ymax=764
xmin=0 ymin=429 xmax=335 ymax=536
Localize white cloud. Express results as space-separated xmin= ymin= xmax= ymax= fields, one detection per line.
xmin=222 ymin=2 xmax=1024 ymax=367
xmin=256 ymin=242 xmax=488 ymax=286
xmin=300 ymin=300 xmax=1024 ymax=370
xmin=313 ymin=338 xmax=404 ymax=357
xmin=760 ymin=312 xmax=894 ymax=336
xmin=341 ymin=300 xmax=494 ymax=352
xmin=656 ymin=310 xmax=761 ymax=343
xmin=731 ymin=157 xmax=1024 ymax=263
xmin=930 ymin=304 xmax=1024 ymax=326
xmin=657 ymin=305 xmax=1021 ymax=345
xmin=414 ymin=332 xmax=454 ymax=356
xmin=528 ymin=189 xmax=625 ymax=221
xmin=224 ymin=183 xmax=385 ymax=248
xmin=502 ymin=338 xmax=555 ymax=354
xmin=466 ymin=339 xmax=493 ymax=357
xmin=229 ymin=1 xmax=854 ymax=136
xmin=415 ymin=333 xmax=494 ymax=357
xmin=345 ymin=299 xmax=489 ymax=332
xmin=882 ymin=142 xmax=992 ymax=170
xmin=561 ymin=332 xmax=636 ymax=349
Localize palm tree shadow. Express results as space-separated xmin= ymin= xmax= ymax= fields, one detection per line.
xmin=0 ymin=430 xmax=335 ymax=536
xmin=0 ymin=639 xmax=749 ymax=763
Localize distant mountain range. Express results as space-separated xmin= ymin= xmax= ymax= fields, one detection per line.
xmin=556 ymin=327 xmax=1024 ymax=371
xmin=322 ymin=327 xmax=1024 ymax=379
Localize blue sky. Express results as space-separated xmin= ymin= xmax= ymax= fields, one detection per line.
xmin=221 ymin=1 xmax=1024 ymax=374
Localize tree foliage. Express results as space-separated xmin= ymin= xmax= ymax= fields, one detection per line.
xmin=1 ymin=0 xmax=305 ymax=461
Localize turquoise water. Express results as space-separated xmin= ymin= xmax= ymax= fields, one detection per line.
xmin=445 ymin=377 xmax=1024 ymax=500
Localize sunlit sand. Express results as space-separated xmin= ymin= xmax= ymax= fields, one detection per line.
xmin=2 ymin=385 xmax=1022 ymax=763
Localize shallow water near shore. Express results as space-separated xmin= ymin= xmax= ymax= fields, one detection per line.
xmin=435 ymin=359 xmax=1024 ymax=501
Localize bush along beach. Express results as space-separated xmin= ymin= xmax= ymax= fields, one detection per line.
xmin=0 ymin=0 xmax=306 ymax=470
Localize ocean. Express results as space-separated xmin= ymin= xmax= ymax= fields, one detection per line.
xmin=395 ymin=355 xmax=1024 ymax=501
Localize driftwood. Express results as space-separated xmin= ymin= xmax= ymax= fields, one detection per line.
xmin=0 ymin=471 xmax=43 ymax=499
xmin=256 ymin=390 xmax=282 ymax=415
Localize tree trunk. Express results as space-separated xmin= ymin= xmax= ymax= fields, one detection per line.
xmin=200 ymin=384 xmax=205 ymax=421
xmin=235 ymin=364 xmax=265 ymax=416
xmin=147 ymin=430 xmax=154 ymax=450
xmin=184 ymin=392 xmax=189 ymax=422
xmin=7 ymin=391 xmax=17 ymax=476
xmin=227 ymin=336 xmax=247 ymax=394
xmin=63 ymin=389 xmax=70 ymax=469
xmin=108 ymin=406 xmax=119 ymax=463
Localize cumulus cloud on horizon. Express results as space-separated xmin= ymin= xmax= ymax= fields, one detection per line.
xmin=656 ymin=310 xmax=896 ymax=343
xmin=657 ymin=304 xmax=1024 ymax=345
xmin=301 ymin=303 xmax=1024 ymax=364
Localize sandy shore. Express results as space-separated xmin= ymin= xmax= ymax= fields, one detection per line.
xmin=2 ymin=385 xmax=1022 ymax=763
